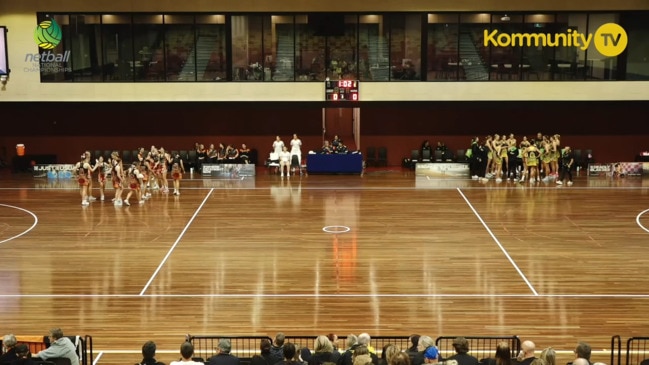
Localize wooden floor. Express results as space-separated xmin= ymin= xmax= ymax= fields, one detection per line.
xmin=1 ymin=168 xmax=648 ymax=365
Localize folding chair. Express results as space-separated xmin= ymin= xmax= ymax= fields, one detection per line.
xmin=377 ymin=147 xmax=388 ymax=167
xmin=366 ymin=147 xmax=377 ymax=167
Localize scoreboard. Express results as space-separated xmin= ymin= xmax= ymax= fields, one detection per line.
xmin=325 ymin=79 xmax=359 ymax=101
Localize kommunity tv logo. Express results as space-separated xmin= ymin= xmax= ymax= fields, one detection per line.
xmin=484 ymin=23 xmax=628 ymax=57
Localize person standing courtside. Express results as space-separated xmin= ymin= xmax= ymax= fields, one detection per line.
xmin=273 ymin=136 xmax=285 ymax=156
xmin=290 ymin=133 xmax=303 ymax=174
xmin=556 ymin=146 xmax=574 ymax=186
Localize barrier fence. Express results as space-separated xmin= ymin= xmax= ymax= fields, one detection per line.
xmin=434 ymin=336 xmax=521 ymax=361
xmin=186 ymin=334 xmax=519 ymax=363
xmin=285 ymin=336 xmax=412 ymax=355
xmin=626 ymin=337 xmax=649 ymax=365
xmin=187 ymin=335 xmax=273 ymax=362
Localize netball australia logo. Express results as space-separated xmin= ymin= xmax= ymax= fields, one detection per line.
xmin=25 ymin=17 xmax=70 ymax=73
xmin=34 ymin=18 xmax=62 ymax=50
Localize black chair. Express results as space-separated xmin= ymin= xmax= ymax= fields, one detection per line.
xmin=421 ymin=149 xmax=431 ymax=162
xmin=248 ymin=149 xmax=258 ymax=165
xmin=35 ymin=358 xmax=71 ymax=365
xmin=175 ymin=150 xmax=185 ymax=168
xmin=93 ymin=150 xmax=102 ymax=160
xmin=434 ymin=150 xmax=443 ymax=162
xmin=572 ymin=149 xmax=582 ymax=169
xmin=407 ymin=149 xmax=420 ymax=169
xmin=50 ymin=358 xmax=72 ymax=365
xmin=377 ymin=147 xmax=388 ymax=167
xmin=456 ymin=149 xmax=467 ymax=163
xmin=103 ymin=150 xmax=112 ymax=161
xmin=187 ymin=150 xmax=198 ymax=169
xmin=121 ymin=150 xmax=131 ymax=164
xmin=410 ymin=149 xmax=420 ymax=162
xmin=366 ymin=147 xmax=377 ymax=167
xmin=584 ymin=149 xmax=594 ymax=166
xmin=443 ymin=150 xmax=454 ymax=161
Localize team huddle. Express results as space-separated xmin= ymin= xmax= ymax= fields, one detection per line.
xmin=469 ymin=133 xmax=575 ymax=185
xmin=73 ymin=147 xmax=186 ymax=206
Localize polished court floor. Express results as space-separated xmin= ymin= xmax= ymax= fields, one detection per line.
xmin=0 ymin=168 xmax=648 ymax=365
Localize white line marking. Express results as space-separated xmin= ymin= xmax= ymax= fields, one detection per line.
xmin=0 ymin=204 xmax=39 ymax=245
xmin=322 ymin=226 xmax=351 ymax=233
xmin=0 ymin=185 xmax=648 ymax=191
xmin=2 ymin=293 xmax=649 ymax=298
xmin=457 ymin=187 xmax=539 ymax=296
xmin=92 ymin=351 xmax=104 ymax=365
xmin=635 ymin=208 xmax=649 ymax=233
xmin=139 ymin=188 xmax=214 ymax=295
xmin=93 ymin=350 xmax=181 ymax=354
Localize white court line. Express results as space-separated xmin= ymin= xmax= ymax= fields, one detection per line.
xmin=92 ymin=351 xmax=104 ymax=365
xmin=0 ymin=204 xmax=39 ymax=245
xmin=1 ymin=185 xmax=648 ymax=191
xmin=139 ymin=188 xmax=214 ymax=296
xmin=3 ymin=293 xmax=649 ymax=298
xmin=457 ymin=187 xmax=539 ymax=296
xmin=635 ymin=208 xmax=649 ymax=233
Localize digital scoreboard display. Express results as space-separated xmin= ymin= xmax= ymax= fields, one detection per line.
xmin=325 ymin=79 xmax=359 ymax=101
xmin=0 ymin=26 xmax=8 ymax=76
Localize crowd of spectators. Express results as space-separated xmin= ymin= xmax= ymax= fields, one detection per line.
xmin=0 ymin=329 xmax=629 ymax=365
xmin=132 ymin=334 xmax=609 ymax=365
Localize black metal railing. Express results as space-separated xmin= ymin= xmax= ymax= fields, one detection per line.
xmin=435 ymin=336 xmax=521 ymax=361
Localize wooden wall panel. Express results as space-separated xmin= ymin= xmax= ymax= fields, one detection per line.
xmin=1 ymin=101 xmax=647 ymax=166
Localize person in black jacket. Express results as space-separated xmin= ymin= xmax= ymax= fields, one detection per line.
xmin=446 ymin=337 xmax=479 ymax=365
xmin=556 ymin=146 xmax=574 ymax=186
xmin=138 ymin=341 xmax=165 ymax=365
xmin=207 ymin=339 xmax=240 ymax=365
xmin=12 ymin=344 xmax=37 ymax=365
xmin=470 ymin=137 xmax=488 ymax=179
xmin=1 ymin=334 xmax=18 ymax=365
xmin=250 ymin=339 xmax=276 ymax=365
xmin=405 ymin=335 xmax=420 ymax=363
xmin=275 ymin=343 xmax=304 ymax=365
